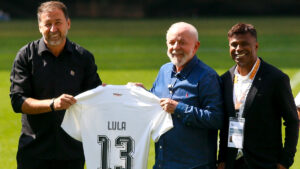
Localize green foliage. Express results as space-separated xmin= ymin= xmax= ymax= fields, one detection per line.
xmin=0 ymin=18 xmax=299 ymax=169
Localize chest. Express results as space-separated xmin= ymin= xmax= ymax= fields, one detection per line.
xmin=153 ymin=76 xmax=200 ymax=106
xmin=30 ymin=53 xmax=85 ymax=98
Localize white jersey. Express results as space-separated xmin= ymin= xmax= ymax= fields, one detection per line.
xmin=61 ymin=85 xmax=173 ymax=169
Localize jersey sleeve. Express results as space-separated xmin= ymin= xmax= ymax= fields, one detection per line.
xmin=61 ymin=103 xmax=83 ymax=142
xmin=295 ymin=92 xmax=300 ymax=108
xmin=151 ymin=110 xmax=173 ymax=142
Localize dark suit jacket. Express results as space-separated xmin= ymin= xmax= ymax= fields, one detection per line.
xmin=218 ymin=59 xmax=299 ymax=169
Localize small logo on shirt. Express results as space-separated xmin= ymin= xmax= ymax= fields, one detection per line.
xmin=70 ymin=70 xmax=75 ymax=76
xmin=186 ymin=93 xmax=188 ymax=97
xmin=113 ymin=93 xmax=122 ymax=96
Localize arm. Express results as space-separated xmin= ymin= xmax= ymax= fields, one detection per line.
xmin=218 ymin=109 xmax=229 ymax=165
xmin=276 ymin=74 xmax=299 ymax=168
xmin=10 ymin=47 xmax=77 ymax=114
xmin=218 ymin=75 xmax=229 ymax=165
xmin=10 ymin=47 xmax=33 ymax=113
xmin=21 ymin=94 xmax=76 ymax=114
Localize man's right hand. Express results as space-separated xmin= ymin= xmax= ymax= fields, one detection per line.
xmin=217 ymin=162 xmax=225 ymax=169
xmin=53 ymin=94 xmax=77 ymax=111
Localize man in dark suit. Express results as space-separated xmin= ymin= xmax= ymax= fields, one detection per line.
xmin=217 ymin=23 xmax=299 ymax=169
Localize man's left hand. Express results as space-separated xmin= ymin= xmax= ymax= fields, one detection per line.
xmin=277 ymin=164 xmax=286 ymax=169
xmin=160 ymin=98 xmax=178 ymax=114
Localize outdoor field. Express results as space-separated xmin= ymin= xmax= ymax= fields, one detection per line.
xmin=0 ymin=17 xmax=299 ymax=168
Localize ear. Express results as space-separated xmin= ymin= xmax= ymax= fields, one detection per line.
xmin=255 ymin=42 xmax=259 ymax=50
xmin=38 ymin=22 xmax=43 ymax=34
xmin=67 ymin=18 xmax=71 ymax=30
xmin=193 ymin=41 xmax=200 ymax=54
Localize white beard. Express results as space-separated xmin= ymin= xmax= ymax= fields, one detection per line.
xmin=167 ymin=49 xmax=193 ymax=68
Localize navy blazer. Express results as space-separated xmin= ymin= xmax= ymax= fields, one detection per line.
xmin=218 ymin=58 xmax=299 ymax=169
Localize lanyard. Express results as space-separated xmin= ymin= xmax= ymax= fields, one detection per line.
xmin=234 ymin=58 xmax=260 ymax=117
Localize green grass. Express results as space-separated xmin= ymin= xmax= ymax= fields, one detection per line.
xmin=0 ymin=18 xmax=300 ymax=169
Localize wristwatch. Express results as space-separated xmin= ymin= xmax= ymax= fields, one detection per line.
xmin=50 ymin=98 xmax=55 ymax=112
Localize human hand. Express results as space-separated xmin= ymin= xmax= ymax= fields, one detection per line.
xmin=277 ymin=164 xmax=286 ymax=169
xmin=53 ymin=94 xmax=76 ymax=110
xmin=160 ymin=98 xmax=178 ymax=114
xmin=217 ymin=162 xmax=225 ymax=169
xmin=127 ymin=82 xmax=146 ymax=89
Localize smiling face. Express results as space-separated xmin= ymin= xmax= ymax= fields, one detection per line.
xmin=38 ymin=7 xmax=70 ymax=47
xmin=229 ymin=33 xmax=258 ymax=68
xmin=166 ymin=24 xmax=200 ymax=71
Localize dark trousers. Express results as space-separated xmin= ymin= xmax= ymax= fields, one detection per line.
xmin=17 ymin=159 xmax=85 ymax=169
xmin=234 ymin=157 xmax=249 ymax=169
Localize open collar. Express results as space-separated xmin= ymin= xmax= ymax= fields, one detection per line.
xmin=172 ymin=55 xmax=198 ymax=79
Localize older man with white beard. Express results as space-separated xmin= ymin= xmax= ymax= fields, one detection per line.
xmin=150 ymin=22 xmax=224 ymax=169
xmin=9 ymin=1 xmax=101 ymax=169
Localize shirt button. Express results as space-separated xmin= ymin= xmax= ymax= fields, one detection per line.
xmin=169 ymin=91 xmax=173 ymax=94
xmin=159 ymin=146 xmax=162 ymax=149
xmin=177 ymin=115 xmax=181 ymax=118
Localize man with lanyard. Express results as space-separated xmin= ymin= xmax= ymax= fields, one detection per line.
xmin=9 ymin=1 xmax=101 ymax=169
xmin=218 ymin=23 xmax=299 ymax=169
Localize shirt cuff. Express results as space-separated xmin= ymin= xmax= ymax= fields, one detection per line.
xmin=12 ymin=95 xmax=28 ymax=113
xmin=174 ymin=102 xmax=188 ymax=115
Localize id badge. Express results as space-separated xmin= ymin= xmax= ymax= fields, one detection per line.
xmin=228 ymin=117 xmax=245 ymax=149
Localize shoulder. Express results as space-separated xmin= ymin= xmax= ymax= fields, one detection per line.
xmin=68 ymin=40 xmax=94 ymax=60
xmin=156 ymin=62 xmax=173 ymax=74
xmin=194 ymin=59 xmax=219 ymax=79
xmin=260 ymin=59 xmax=288 ymax=80
xmin=18 ymin=39 xmax=39 ymax=55
xmin=14 ymin=39 xmax=40 ymax=62
xmin=160 ymin=62 xmax=173 ymax=70
xmin=221 ymin=66 xmax=235 ymax=80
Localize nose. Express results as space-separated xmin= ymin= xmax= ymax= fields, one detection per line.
xmin=236 ymin=44 xmax=243 ymax=52
xmin=173 ymin=41 xmax=180 ymax=50
xmin=50 ymin=24 xmax=57 ymax=32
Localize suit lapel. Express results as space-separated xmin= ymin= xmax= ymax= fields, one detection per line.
xmin=243 ymin=59 xmax=265 ymax=117
xmin=223 ymin=66 xmax=240 ymax=166
xmin=224 ymin=66 xmax=236 ymax=118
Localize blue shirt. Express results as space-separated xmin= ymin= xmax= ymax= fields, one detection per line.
xmin=151 ymin=55 xmax=224 ymax=169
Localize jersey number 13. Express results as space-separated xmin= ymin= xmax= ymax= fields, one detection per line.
xmin=98 ymin=135 xmax=135 ymax=169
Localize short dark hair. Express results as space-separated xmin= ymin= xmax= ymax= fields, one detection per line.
xmin=37 ymin=1 xmax=69 ymax=22
xmin=228 ymin=23 xmax=257 ymax=40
